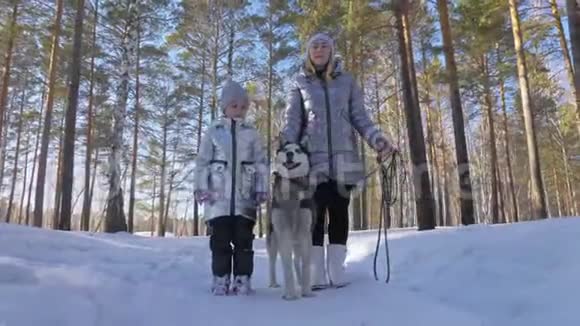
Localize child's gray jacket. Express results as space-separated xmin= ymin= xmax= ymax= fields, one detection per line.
xmin=194 ymin=117 xmax=268 ymax=222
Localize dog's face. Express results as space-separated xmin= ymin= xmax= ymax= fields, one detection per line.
xmin=274 ymin=142 xmax=309 ymax=179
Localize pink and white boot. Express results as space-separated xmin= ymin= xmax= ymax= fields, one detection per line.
xmin=211 ymin=275 xmax=230 ymax=296
xmin=231 ymin=275 xmax=254 ymax=295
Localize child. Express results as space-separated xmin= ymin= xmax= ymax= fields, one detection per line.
xmin=194 ymin=79 xmax=269 ymax=296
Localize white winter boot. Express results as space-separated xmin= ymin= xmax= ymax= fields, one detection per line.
xmin=231 ymin=275 xmax=254 ymax=295
xmin=211 ymin=275 xmax=230 ymax=296
xmin=310 ymin=245 xmax=329 ymax=290
xmin=327 ymin=244 xmax=349 ymax=288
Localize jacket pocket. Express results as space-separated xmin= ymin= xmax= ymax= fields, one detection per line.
xmin=240 ymin=161 xmax=256 ymax=200
xmin=209 ymin=160 xmax=227 ymax=198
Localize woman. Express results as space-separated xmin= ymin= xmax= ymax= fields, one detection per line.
xmin=280 ymin=32 xmax=397 ymax=289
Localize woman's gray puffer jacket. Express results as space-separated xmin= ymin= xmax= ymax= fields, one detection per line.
xmin=194 ymin=116 xmax=268 ymax=222
xmin=280 ymin=60 xmax=387 ymax=187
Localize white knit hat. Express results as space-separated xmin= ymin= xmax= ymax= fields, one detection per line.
xmin=220 ymin=79 xmax=249 ymax=112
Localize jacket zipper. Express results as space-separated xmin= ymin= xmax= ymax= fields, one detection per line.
xmin=230 ymin=119 xmax=237 ymax=216
xmin=321 ymin=78 xmax=334 ymax=178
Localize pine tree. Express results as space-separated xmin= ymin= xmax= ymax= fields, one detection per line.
xmin=81 ymin=0 xmax=100 ymax=232
xmin=507 ymin=0 xmax=547 ymax=220
xmin=394 ymin=0 xmax=435 ymax=230
xmin=34 ymin=0 xmax=64 ymax=228
xmin=59 ymin=0 xmax=87 ymax=231
xmin=0 ymin=1 xmax=19 ymax=150
xmin=566 ymin=0 xmax=580 ymax=139
xmin=436 ymin=0 xmax=475 ymax=225
xmin=105 ymin=0 xmax=140 ymax=233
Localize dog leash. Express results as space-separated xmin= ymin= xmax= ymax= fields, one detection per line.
xmin=373 ymin=151 xmax=404 ymax=284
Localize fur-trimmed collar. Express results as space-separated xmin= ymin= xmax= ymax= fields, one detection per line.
xmin=213 ymin=116 xmax=254 ymax=129
xmin=300 ymin=56 xmax=344 ymax=80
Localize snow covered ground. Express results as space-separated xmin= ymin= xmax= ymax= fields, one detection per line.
xmin=1 ymin=217 xmax=579 ymax=326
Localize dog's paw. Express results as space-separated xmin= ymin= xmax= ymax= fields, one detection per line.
xmin=269 ymin=282 xmax=280 ymax=288
xmin=301 ymin=290 xmax=316 ymax=298
xmin=282 ymin=293 xmax=300 ymax=301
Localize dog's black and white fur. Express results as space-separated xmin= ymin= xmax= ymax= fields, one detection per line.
xmin=266 ymin=139 xmax=317 ymax=300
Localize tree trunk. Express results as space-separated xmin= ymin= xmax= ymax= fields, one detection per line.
xmin=163 ymin=148 xmax=178 ymax=235
xmin=508 ymin=0 xmax=547 ymax=220
xmin=128 ymin=14 xmax=141 ymax=234
xmin=210 ymin=6 xmax=221 ymax=121
xmin=25 ymin=86 xmax=45 ymax=225
xmin=156 ymin=109 xmax=168 ymax=237
xmin=565 ymin=0 xmax=580 ymax=139
xmin=34 ymin=0 xmax=64 ymax=228
xmin=542 ymin=172 xmax=552 ymax=218
xmin=554 ymin=168 xmax=562 ymax=217
xmin=194 ymin=50 xmax=207 ymax=237
xmin=394 ymin=71 xmax=405 ymax=228
xmin=499 ymin=64 xmax=519 ymax=223
xmin=192 ymin=188 xmax=199 ymax=236
xmin=18 ymin=129 xmax=30 ymax=224
xmin=482 ymin=54 xmax=500 ymax=224
xmin=227 ymin=9 xmax=235 ymax=77
xmin=59 ymin=0 xmax=86 ymax=231
xmin=5 ymin=79 xmax=26 ymax=223
xmin=266 ymin=3 xmax=274 ymax=235
xmin=52 ymin=114 xmax=65 ymax=229
xmin=550 ymin=0 xmax=578 ymax=136
xmin=373 ymin=72 xmax=381 ymax=228
xmin=105 ymin=0 xmax=138 ymax=233
xmin=351 ymin=66 xmax=367 ymax=231
xmin=0 ymin=2 xmax=19 ymax=147
xmin=478 ymin=122 xmax=487 ymax=223
xmin=82 ymin=146 xmax=99 ymax=226
xmin=497 ymin=162 xmax=506 ymax=223
xmin=572 ymin=185 xmax=578 ymax=217
xmin=0 ymin=94 xmax=15 ymax=195
xmin=421 ymin=41 xmax=441 ymax=226
xmin=81 ymin=0 xmax=99 ymax=232
xmin=561 ymin=145 xmax=577 ymax=216
xmin=150 ymin=174 xmax=156 ymax=236
xmin=395 ymin=0 xmax=435 ymax=230
xmin=436 ymin=0 xmax=475 ymax=225
xmin=436 ymin=103 xmax=451 ymax=225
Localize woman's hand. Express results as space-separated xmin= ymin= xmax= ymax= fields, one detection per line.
xmin=375 ymin=137 xmax=398 ymax=162
xmin=194 ymin=190 xmax=214 ymax=203
xmin=256 ymin=192 xmax=269 ymax=204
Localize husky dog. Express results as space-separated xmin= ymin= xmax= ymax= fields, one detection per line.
xmin=266 ymin=140 xmax=317 ymax=300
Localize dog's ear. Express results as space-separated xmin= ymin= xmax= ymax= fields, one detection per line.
xmin=275 ymin=134 xmax=286 ymax=152
xmin=299 ymin=135 xmax=309 ymax=151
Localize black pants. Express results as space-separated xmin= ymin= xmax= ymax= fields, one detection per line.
xmin=209 ymin=216 xmax=255 ymax=277
xmin=312 ymin=181 xmax=352 ymax=246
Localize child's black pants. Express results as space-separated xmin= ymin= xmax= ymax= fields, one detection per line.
xmin=209 ymin=215 xmax=255 ymax=277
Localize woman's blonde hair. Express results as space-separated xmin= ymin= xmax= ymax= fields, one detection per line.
xmin=304 ymin=54 xmax=335 ymax=81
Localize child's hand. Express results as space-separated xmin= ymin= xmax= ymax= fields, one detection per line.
xmin=194 ymin=190 xmax=214 ymax=203
xmin=256 ymin=192 xmax=268 ymax=204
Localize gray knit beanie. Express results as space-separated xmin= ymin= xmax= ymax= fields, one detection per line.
xmin=305 ymin=32 xmax=335 ymax=63
xmin=220 ymin=79 xmax=249 ymax=113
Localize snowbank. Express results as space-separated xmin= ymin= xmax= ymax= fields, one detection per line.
xmin=1 ymin=217 xmax=579 ymax=326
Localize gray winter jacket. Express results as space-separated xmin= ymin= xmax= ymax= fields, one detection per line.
xmin=194 ymin=116 xmax=268 ymax=222
xmin=280 ymin=61 xmax=387 ymax=186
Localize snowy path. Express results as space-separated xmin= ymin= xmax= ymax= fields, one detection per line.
xmin=1 ymin=218 xmax=579 ymax=326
